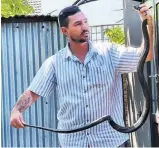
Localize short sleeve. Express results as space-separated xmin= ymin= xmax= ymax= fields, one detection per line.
xmin=109 ymin=44 xmax=141 ymax=73
xmin=28 ymin=56 xmax=57 ymax=98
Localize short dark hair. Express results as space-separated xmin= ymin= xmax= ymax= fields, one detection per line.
xmin=58 ymin=6 xmax=81 ymax=27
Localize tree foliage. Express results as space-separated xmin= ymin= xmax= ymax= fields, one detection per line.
xmin=104 ymin=26 xmax=125 ymax=45
xmin=1 ymin=0 xmax=34 ymax=18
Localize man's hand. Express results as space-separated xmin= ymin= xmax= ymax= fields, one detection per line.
xmin=156 ymin=111 xmax=159 ymax=124
xmin=10 ymin=90 xmax=39 ymax=128
xmin=10 ymin=110 xmax=25 ymax=128
xmin=136 ymin=3 xmax=153 ymax=62
xmin=138 ymin=4 xmax=153 ymax=29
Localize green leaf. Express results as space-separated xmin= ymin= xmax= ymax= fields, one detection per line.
xmin=104 ymin=26 xmax=125 ymax=45
xmin=1 ymin=0 xmax=34 ymax=18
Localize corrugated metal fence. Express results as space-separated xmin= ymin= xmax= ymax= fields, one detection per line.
xmin=1 ymin=16 xmax=122 ymax=147
xmin=1 ymin=17 xmax=66 ymax=147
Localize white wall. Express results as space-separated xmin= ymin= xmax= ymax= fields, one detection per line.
xmin=41 ymin=0 xmax=123 ymax=26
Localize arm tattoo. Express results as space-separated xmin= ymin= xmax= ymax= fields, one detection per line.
xmin=14 ymin=93 xmax=32 ymax=113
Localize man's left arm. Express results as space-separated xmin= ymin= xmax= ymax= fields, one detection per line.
xmin=136 ymin=3 xmax=153 ymax=62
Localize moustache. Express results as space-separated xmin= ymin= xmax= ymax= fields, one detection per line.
xmin=81 ymin=30 xmax=89 ymax=35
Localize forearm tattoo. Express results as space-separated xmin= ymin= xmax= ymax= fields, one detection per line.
xmin=14 ymin=93 xmax=32 ymax=113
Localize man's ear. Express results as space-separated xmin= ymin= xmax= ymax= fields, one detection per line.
xmin=61 ymin=27 xmax=68 ymax=36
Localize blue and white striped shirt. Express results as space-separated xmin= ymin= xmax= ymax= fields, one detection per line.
xmin=28 ymin=41 xmax=140 ymax=147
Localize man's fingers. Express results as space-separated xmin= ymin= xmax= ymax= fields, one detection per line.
xmin=139 ymin=6 xmax=149 ymax=13
xmin=136 ymin=3 xmax=153 ymax=26
xmin=10 ymin=118 xmax=20 ymax=128
xmin=11 ymin=122 xmax=18 ymax=128
xmin=19 ymin=116 xmax=25 ymax=127
xmin=139 ymin=4 xmax=147 ymax=8
xmin=10 ymin=117 xmax=24 ymax=128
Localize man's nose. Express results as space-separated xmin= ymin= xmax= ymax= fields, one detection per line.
xmin=81 ymin=22 xmax=88 ymax=30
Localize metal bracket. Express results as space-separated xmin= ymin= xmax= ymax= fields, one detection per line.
xmin=149 ymin=74 xmax=159 ymax=78
xmin=149 ymin=74 xmax=159 ymax=83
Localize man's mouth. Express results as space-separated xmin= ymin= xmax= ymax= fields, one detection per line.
xmin=82 ymin=32 xmax=89 ymax=36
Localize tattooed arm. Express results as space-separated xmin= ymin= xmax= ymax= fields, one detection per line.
xmin=10 ymin=90 xmax=39 ymax=128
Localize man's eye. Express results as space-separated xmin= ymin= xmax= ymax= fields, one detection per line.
xmin=75 ymin=23 xmax=80 ymax=26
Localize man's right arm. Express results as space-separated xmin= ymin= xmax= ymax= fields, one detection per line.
xmin=10 ymin=90 xmax=39 ymax=128
xmin=10 ymin=56 xmax=56 ymax=128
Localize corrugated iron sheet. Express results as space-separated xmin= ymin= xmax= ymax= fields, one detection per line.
xmin=1 ymin=15 xmax=123 ymax=147
xmin=1 ymin=19 xmax=66 ymax=147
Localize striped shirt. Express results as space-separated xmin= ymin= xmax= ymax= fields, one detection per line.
xmin=28 ymin=41 xmax=140 ymax=147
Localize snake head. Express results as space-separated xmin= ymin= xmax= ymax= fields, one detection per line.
xmin=134 ymin=5 xmax=142 ymax=10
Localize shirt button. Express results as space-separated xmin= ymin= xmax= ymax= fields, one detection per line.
xmin=87 ymin=133 xmax=89 ymax=135
xmin=86 ymin=105 xmax=88 ymax=107
xmin=84 ymin=90 xmax=87 ymax=93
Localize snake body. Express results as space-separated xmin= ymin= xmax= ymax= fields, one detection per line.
xmin=24 ymin=19 xmax=151 ymax=133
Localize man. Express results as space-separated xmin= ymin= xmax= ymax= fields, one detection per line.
xmin=10 ymin=4 xmax=153 ymax=147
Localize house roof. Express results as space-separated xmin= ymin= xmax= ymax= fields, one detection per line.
xmin=1 ymin=15 xmax=58 ymax=23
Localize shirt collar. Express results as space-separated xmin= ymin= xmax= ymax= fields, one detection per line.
xmin=64 ymin=41 xmax=98 ymax=59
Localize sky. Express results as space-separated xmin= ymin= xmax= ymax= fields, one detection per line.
xmin=41 ymin=0 xmax=123 ymax=26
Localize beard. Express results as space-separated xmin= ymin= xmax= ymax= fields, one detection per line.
xmin=70 ymin=30 xmax=89 ymax=43
xmin=70 ymin=37 xmax=88 ymax=43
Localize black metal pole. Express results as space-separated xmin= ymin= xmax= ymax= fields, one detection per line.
xmin=155 ymin=2 xmax=159 ymax=111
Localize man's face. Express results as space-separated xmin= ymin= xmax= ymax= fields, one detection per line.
xmin=62 ymin=12 xmax=90 ymax=43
